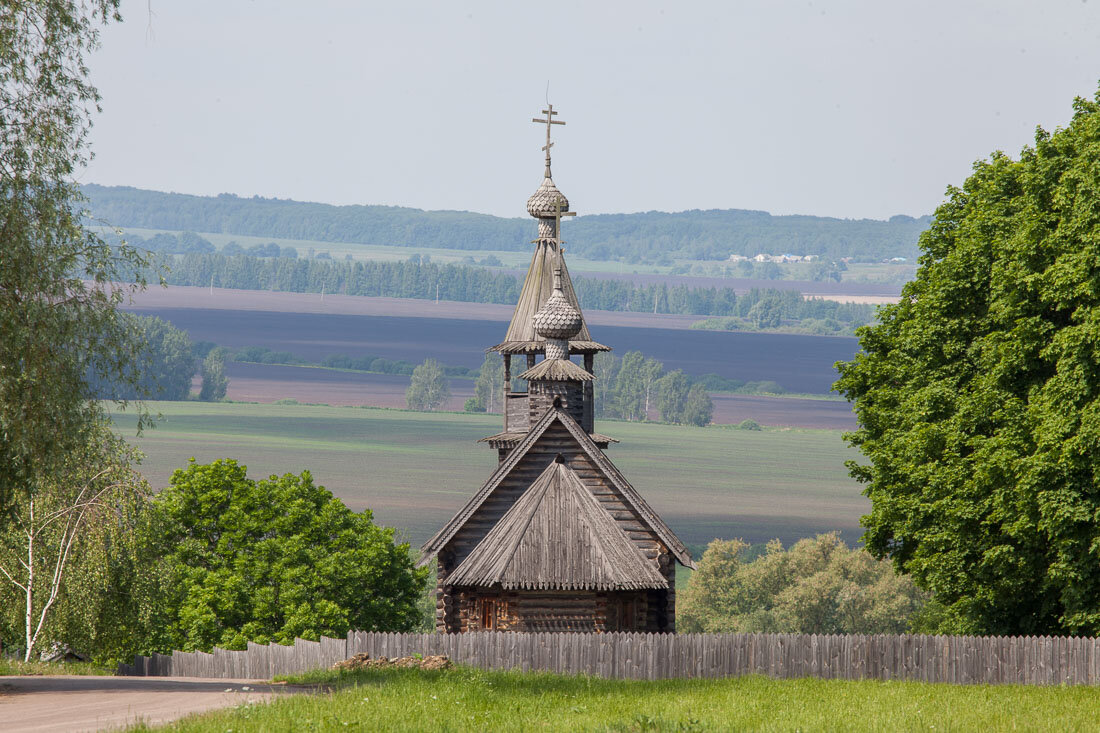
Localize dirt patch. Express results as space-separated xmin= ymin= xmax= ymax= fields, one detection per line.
xmin=334 ymin=653 xmax=452 ymax=672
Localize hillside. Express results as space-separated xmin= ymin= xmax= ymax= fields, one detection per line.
xmin=82 ymin=184 xmax=931 ymax=265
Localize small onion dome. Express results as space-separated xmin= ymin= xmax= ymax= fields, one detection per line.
xmin=526 ymin=177 xmax=570 ymax=219
xmin=533 ymin=279 xmax=582 ymax=341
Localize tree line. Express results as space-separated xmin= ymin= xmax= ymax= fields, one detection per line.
xmin=148 ymin=251 xmax=876 ymax=326
xmin=466 ymin=351 xmax=715 ymax=426
xmin=84 ymin=183 xmax=931 ymax=264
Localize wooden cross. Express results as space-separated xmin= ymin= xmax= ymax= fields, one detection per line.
xmin=553 ymin=201 xmax=576 ymax=248
xmin=532 ymin=104 xmax=565 ymax=163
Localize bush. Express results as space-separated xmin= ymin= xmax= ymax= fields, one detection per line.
xmin=736 ymin=419 xmax=762 ymax=431
xmin=678 ymin=534 xmax=926 ymax=634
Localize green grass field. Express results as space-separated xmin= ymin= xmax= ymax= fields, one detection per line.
xmin=130 ymin=666 xmax=1100 ymax=732
xmin=109 ymin=401 xmax=867 ymax=549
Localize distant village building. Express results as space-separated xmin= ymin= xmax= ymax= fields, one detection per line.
xmin=419 ymin=106 xmax=695 ymax=633
xmin=737 ymin=253 xmax=817 ymax=263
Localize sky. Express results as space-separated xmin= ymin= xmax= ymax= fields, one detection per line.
xmin=84 ymin=1 xmax=1100 ymax=221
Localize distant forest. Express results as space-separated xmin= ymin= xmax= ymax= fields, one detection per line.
xmin=84 ymin=184 xmax=931 ymax=264
xmin=139 ymin=240 xmax=875 ymax=332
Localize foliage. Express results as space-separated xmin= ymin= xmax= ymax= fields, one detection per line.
xmin=136 ymin=249 xmax=877 ymax=324
xmin=678 ymin=534 xmax=925 ymax=634
xmin=736 ymin=419 xmax=762 ymax=431
xmin=133 ymin=666 xmax=1100 ymax=733
xmin=85 ymin=184 xmax=931 ymax=264
xmin=198 ymin=348 xmax=228 ymax=401
xmin=656 ymin=370 xmax=689 ymax=423
xmin=153 ymin=459 xmax=428 ymax=651
xmin=471 ymin=354 xmax=503 ymax=413
xmin=0 ymin=659 xmax=112 ymax=676
xmin=612 ymin=351 xmax=647 ymax=421
xmin=834 ymin=89 xmax=1100 ymax=636
xmin=681 ymin=384 xmax=714 ymax=426
xmin=87 ymin=315 xmax=195 ymax=400
xmin=0 ymin=421 xmax=149 ymax=661
xmin=406 ymin=358 xmax=450 ymax=411
xmin=0 ymin=0 xmax=155 ymax=513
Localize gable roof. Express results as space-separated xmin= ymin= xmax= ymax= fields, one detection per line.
xmin=489 ymin=242 xmax=609 ymax=354
xmin=446 ymin=460 xmax=668 ymax=591
xmin=420 ymin=407 xmax=695 ymax=569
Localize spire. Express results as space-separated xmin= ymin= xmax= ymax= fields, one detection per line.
xmin=527 ymin=105 xmax=571 ymax=225
xmin=491 ymin=103 xmax=609 ymax=356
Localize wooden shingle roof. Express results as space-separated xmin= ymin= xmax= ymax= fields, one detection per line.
xmin=489 ymin=242 xmax=610 ymax=354
xmin=518 ymin=358 xmax=594 ymax=382
xmin=446 ymin=460 xmax=668 ymax=591
xmin=420 ymin=407 xmax=695 ymax=570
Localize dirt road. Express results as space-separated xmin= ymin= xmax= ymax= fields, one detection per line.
xmin=0 ymin=675 xmax=298 ymax=732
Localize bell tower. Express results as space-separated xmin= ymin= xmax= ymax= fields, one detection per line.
xmin=482 ymin=104 xmax=613 ymax=459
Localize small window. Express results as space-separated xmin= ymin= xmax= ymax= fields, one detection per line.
xmin=480 ymin=599 xmax=496 ymax=630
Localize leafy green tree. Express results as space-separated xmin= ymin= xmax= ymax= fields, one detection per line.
xmin=88 ymin=315 xmax=195 ymax=400
xmin=809 ymin=261 xmax=843 ymax=282
xmin=834 ymin=89 xmax=1100 ymax=636
xmin=0 ymin=421 xmax=148 ymax=661
xmin=199 ymin=348 xmax=228 ymax=402
xmin=681 ymin=384 xmax=714 ymax=426
xmin=614 ymin=351 xmax=647 ymax=421
xmin=406 ymin=358 xmax=450 ymax=411
xmin=639 ymin=357 xmax=664 ymax=418
xmin=0 ymin=1 xmax=155 ymax=514
xmin=656 ymin=370 xmax=689 ymax=423
xmin=472 ymin=353 xmax=503 ymax=413
xmin=678 ymin=534 xmax=925 ymax=634
xmin=748 ymin=296 xmax=783 ymax=328
xmin=154 ymin=459 xmax=428 ymax=651
xmin=593 ymin=353 xmax=620 ymax=418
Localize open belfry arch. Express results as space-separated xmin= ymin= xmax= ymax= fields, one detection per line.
xmin=419 ymin=106 xmax=694 ymax=633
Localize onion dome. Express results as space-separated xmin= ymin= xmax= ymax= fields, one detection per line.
xmin=532 ymin=267 xmax=583 ymax=341
xmin=526 ymin=177 xmax=570 ymax=219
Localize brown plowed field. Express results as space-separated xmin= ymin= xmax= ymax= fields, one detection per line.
xmin=219 ymin=362 xmax=854 ymax=429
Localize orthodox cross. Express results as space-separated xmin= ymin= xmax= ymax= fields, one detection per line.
xmin=532 ymin=104 xmax=565 ymax=174
xmin=553 ymin=201 xmax=576 ymax=249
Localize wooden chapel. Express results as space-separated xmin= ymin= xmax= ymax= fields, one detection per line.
xmin=418 ymin=106 xmax=695 ymax=633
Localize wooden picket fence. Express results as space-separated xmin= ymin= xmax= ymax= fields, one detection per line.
xmin=116 ymin=631 xmax=1100 ymax=685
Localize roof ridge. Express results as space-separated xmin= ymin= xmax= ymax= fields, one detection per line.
xmin=419 ymin=408 xmax=694 ymax=571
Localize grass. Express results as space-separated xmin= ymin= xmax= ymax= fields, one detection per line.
xmin=130 ymin=665 xmax=1100 ymax=732
xmin=109 ymin=401 xmax=867 ymax=550
xmin=0 ymin=658 xmax=113 ymax=675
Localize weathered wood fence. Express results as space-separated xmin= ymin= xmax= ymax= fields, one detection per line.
xmin=117 ymin=631 xmax=1100 ymax=685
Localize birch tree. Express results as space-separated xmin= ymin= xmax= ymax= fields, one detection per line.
xmin=0 ymin=423 xmax=146 ymax=661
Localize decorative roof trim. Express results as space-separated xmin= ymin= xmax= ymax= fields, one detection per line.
xmin=489 ymin=340 xmax=611 ymax=355
xmin=518 ymin=359 xmax=595 ymax=382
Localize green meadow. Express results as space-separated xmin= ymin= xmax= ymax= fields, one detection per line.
xmin=110 ymin=401 xmax=867 ymax=549
xmin=133 ymin=666 xmax=1100 ymax=732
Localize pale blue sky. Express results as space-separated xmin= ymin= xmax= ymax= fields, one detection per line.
xmin=85 ymin=0 xmax=1100 ymax=220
